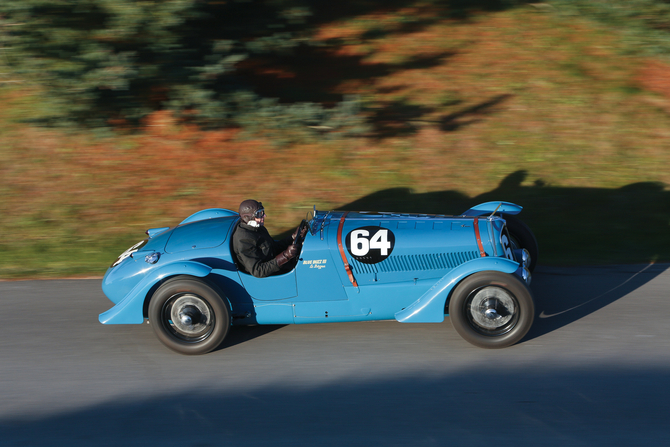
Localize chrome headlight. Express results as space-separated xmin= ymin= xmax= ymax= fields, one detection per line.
xmin=144 ymin=252 xmax=161 ymax=264
xmin=518 ymin=265 xmax=532 ymax=285
xmin=514 ymin=248 xmax=531 ymax=269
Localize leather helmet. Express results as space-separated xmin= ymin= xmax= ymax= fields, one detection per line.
xmin=239 ymin=199 xmax=264 ymax=223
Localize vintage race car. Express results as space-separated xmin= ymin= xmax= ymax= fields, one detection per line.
xmin=100 ymin=202 xmax=538 ymax=354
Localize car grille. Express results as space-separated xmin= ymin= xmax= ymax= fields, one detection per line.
xmin=349 ymin=251 xmax=479 ymax=274
xmin=501 ymin=225 xmax=516 ymax=262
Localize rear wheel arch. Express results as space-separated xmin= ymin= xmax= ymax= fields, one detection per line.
xmin=143 ymin=274 xmax=231 ymax=319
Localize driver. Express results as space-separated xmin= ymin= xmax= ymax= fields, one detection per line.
xmin=232 ymin=199 xmax=307 ymax=278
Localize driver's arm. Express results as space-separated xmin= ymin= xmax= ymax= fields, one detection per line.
xmin=233 ymin=233 xmax=282 ymax=278
xmin=235 ymin=236 xmax=298 ymax=278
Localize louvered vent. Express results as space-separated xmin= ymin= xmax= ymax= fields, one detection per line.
xmin=349 ymin=251 xmax=479 ymax=274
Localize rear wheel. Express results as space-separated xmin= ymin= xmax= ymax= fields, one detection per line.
xmin=148 ymin=276 xmax=230 ymax=355
xmin=449 ymin=271 xmax=534 ymax=349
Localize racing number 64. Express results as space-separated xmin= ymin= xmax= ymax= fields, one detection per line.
xmin=350 ymin=229 xmax=392 ymax=256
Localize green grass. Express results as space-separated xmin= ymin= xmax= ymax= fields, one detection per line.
xmin=2 ymin=2 xmax=670 ymax=279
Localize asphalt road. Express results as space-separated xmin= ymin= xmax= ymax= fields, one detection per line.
xmin=1 ymin=264 xmax=669 ymax=446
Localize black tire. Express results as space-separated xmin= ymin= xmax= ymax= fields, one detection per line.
xmin=502 ymin=214 xmax=538 ymax=272
xmin=449 ymin=271 xmax=534 ymax=349
xmin=148 ymin=276 xmax=230 ymax=355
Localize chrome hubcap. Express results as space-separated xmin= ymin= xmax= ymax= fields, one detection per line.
xmin=467 ymin=286 xmax=518 ymax=335
xmin=484 ymin=308 xmax=499 ymax=319
xmin=168 ymin=294 xmax=213 ymax=339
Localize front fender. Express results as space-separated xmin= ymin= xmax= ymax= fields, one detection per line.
xmin=99 ymin=261 xmax=213 ymax=324
xmin=394 ymin=257 xmax=519 ymax=323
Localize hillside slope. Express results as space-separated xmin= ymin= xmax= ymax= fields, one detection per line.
xmin=1 ymin=3 xmax=669 ymax=278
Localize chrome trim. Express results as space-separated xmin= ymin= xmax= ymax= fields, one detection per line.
xmin=145 ymin=252 xmax=161 ymax=264
xmin=515 ymin=265 xmax=532 ymax=285
xmin=514 ymin=248 xmax=530 ymax=268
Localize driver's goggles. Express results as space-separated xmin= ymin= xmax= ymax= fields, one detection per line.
xmin=254 ymin=207 xmax=265 ymax=219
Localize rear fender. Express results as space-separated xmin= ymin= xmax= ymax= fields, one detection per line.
xmin=461 ymin=201 xmax=522 ymax=217
xmin=180 ymin=208 xmax=237 ymax=225
xmin=99 ymin=261 xmax=212 ymax=324
xmin=394 ymin=257 xmax=519 ymax=323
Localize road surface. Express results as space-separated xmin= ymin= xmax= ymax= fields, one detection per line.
xmin=1 ymin=264 xmax=669 ymax=446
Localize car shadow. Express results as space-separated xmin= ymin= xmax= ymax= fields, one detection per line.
xmin=525 ymin=263 xmax=668 ymax=342
xmin=213 ymin=324 xmax=287 ymax=352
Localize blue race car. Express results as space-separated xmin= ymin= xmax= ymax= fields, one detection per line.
xmin=100 ymin=202 xmax=538 ymax=354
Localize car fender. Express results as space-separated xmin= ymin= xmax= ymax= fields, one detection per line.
xmin=99 ymin=261 xmax=213 ymax=325
xmin=461 ymin=201 xmax=522 ymax=217
xmin=180 ymin=208 xmax=237 ymax=225
xmin=394 ymin=257 xmax=519 ymax=323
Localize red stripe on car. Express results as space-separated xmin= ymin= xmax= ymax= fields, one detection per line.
xmin=473 ymin=218 xmax=487 ymax=257
xmin=337 ymin=212 xmax=359 ymax=288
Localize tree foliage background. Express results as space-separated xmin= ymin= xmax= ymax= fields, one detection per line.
xmin=3 ymin=0 xmax=670 ymax=137
xmin=0 ymin=0 xmax=370 ymax=137
xmin=3 ymin=0 xmax=670 ymax=278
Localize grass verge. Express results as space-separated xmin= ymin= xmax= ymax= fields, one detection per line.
xmin=1 ymin=3 xmax=669 ymax=278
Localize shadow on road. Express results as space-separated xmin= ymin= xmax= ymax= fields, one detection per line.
xmin=527 ymin=263 xmax=668 ymax=342
xmin=2 ymin=366 xmax=668 ymax=446
xmin=214 ymin=324 xmax=286 ymax=352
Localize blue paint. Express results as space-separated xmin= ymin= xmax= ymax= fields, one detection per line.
xmin=179 ymin=208 xmax=238 ymax=225
xmin=100 ymin=203 xmax=528 ymax=330
xmin=394 ymin=257 xmax=520 ymax=323
xmin=461 ymin=201 xmax=523 ymax=216
xmin=100 ymin=260 xmax=212 ymax=324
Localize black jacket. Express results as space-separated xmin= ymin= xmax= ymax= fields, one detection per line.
xmin=232 ymin=221 xmax=293 ymax=278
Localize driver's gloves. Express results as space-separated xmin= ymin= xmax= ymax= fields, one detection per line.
xmin=292 ymin=225 xmax=308 ymax=240
xmin=275 ymin=245 xmax=299 ymax=267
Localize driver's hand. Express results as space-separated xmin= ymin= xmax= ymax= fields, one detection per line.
xmin=275 ymin=245 xmax=299 ymax=267
xmin=292 ymin=224 xmax=308 ymax=240
xmin=284 ymin=244 xmax=299 ymax=259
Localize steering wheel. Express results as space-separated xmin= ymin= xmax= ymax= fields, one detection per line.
xmin=293 ymin=219 xmax=308 ymax=247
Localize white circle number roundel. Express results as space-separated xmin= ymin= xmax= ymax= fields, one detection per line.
xmin=346 ymin=226 xmax=395 ymax=264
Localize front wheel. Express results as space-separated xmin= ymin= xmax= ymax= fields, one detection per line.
xmin=449 ymin=271 xmax=534 ymax=349
xmin=148 ymin=276 xmax=230 ymax=355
